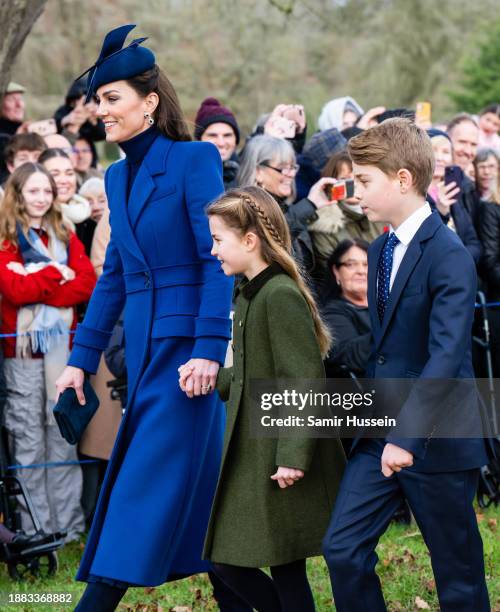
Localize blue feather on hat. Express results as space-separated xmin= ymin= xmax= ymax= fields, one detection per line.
xmin=75 ymin=24 xmax=155 ymax=102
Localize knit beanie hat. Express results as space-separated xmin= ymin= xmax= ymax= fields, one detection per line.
xmin=194 ymin=97 xmax=240 ymax=143
xmin=426 ymin=128 xmax=451 ymax=142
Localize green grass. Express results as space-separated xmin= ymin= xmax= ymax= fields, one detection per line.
xmin=0 ymin=504 xmax=497 ymax=611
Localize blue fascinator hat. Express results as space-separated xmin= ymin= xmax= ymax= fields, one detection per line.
xmin=76 ymin=24 xmax=156 ymax=102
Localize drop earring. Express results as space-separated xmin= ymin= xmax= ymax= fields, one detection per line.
xmin=144 ymin=112 xmax=154 ymax=126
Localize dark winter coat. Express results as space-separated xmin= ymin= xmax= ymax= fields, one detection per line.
xmin=323 ymin=298 xmax=372 ymax=377
xmin=203 ymin=265 xmax=346 ymax=567
xmin=478 ymin=200 xmax=500 ymax=299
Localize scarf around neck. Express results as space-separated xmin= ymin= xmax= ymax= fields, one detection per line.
xmin=15 ymin=224 xmax=73 ymax=424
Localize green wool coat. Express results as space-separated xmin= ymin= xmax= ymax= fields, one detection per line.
xmin=203 ymin=264 xmax=346 ymax=567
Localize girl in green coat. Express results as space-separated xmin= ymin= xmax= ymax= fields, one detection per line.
xmin=179 ymin=186 xmax=346 ymax=612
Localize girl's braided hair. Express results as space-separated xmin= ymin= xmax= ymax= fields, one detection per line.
xmin=240 ymin=193 xmax=286 ymax=248
xmin=206 ymin=186 xmax=332 ymax=357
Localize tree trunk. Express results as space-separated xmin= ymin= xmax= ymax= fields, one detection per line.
xmin=0 ymin=0 xmax=48 ymax=98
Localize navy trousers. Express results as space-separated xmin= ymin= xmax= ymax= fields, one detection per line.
xmin=322 ymin=440 xmax=490 ymax=612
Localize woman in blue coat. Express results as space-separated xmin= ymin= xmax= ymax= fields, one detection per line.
xmin=56 ymin=25 xmax=234 ymax=610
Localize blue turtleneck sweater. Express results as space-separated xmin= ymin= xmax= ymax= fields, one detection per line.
xmin=119 ymin=126 xmax=160 ymax=198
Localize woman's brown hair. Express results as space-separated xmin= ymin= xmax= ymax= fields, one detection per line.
xmin=206 ymin=186 xmax=332 ymax=357
xmin=0 ymin=163 xmax=70 ymax=248
xmin=322 ymin=150 xmax=352 ymax=180
xmin=127 ymin=65 xmax=191 ymax=142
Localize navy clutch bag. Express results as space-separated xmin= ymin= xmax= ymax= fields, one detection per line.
xmin=53 ymin=379 xmax=100 ymax=445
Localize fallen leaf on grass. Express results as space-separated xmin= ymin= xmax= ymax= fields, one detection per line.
xmin=476 ymin=513 xmax=485 ymax=522
xmin=171 ymin=607 xmax=192 ymax=612
xmin=424 ymin=579 xmax=436 ymax=592
xmin=487 ymin=518 xmax=497 ymax=532
xmin=415 ymin=595 xmax=430 ymax=609
xmin=400 ymin=531 xmax=422 ymax=539
xmin=144 ymin=587 xmax=156 ymax=595
xmin=404 ymin=548 xmax=416 ymax=562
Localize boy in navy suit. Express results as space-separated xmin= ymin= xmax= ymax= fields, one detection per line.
xmin=322 ymin=118 xmax=490 ymax=611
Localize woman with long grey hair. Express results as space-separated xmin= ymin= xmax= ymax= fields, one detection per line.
xmin=237 ymin=135 xmax=336 ymax=273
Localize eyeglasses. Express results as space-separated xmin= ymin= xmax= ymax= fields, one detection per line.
xmin=259 ymin=161 xmax=300 ymax=176
xmin=338 ymin=260 xmax=368 ymax=270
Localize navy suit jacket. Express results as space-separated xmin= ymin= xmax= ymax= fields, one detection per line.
xmin=365 ymin=211 xmax=488 ymax=472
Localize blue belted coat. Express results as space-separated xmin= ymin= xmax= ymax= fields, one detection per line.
xmin=68 ymin=135 xmax=233 ymax=585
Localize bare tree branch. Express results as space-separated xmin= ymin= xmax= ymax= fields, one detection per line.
xmin=0 ymin=0 xmax=48 ymax=98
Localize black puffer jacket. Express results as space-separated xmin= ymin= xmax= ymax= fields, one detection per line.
xmin=322 ymin=297 xmax=372 ymax=377
xmin=277 ymin=196 xmax=318 ymax=273
xmin=459 ymin=176 xmax=484 ymax=234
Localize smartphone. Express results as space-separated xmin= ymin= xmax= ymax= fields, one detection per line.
xmin=416 ymin=102 xmax=432 ymax=127
xmin=325 ymin=180 xmax=347 ymax=201
xmin=444 ymin=165 xmax=464 ymax=192
xmin=28 ymin=118 xmax=57 ymax=137
xmin=345 ymin=179 xmax=355 ymax=198
xmin=270 ymin=116 xmax=296 ymax=139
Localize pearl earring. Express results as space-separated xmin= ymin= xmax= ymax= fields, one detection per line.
xmin=144 ymin=112 xmax=154 ymax=126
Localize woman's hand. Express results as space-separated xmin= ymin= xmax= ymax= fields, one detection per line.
xmin=307 ymin=177 xmax=338 ymax=209
xmin=178 ymin=359 xmax=220 ymax=398
xmin=270 ymin=466 xmax=305 ymax=489
xmin=49 ymin=262 xmax=76 ymax=283
xmin=436 ymin=181 xmax=460 ymax=216
xmin=283 ymin=104 xmax=306 ymax=134
xmin=55 ymin=366 xmax=86 ymax=405
xmin=6 ymin=262 xmax=28 ymax=275
xmin=357 ymin=106 xmax=386 ymax=129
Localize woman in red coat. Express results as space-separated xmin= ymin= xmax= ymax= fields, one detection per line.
xmin=0 ymin=162 xmax=96 ymax=540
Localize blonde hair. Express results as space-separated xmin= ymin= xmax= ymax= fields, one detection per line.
xmin=207 ymin=186 xmax=332 ymax=357
xmin=0 ymin=163 xmax=70 ymax=248
xmin=348 ymin=117 xmax=435 ymax=196
xmin=79 ymin=177 xmax=105 ymax=199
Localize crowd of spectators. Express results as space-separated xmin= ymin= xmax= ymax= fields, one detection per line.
xmin=0 ymin=78 xmax=498 ymax=544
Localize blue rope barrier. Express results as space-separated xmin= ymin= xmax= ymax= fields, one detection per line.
xmin=476 ymin=302 xmax=500 ymax=308
xmin=7 ymin=459 xmax=100 ymax=471
xmin=0 ymin=331 xmax=76 ymax=338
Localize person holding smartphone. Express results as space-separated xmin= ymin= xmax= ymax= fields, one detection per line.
xmin=250 ymin=103 xmax=308 ymax=155
xmin=427 ymin=128 xmax=482 ymax=265
xmin=54 ymin=79 xmax=106 ymax=143
xmin=308 ymin=150 xmax=383 ymax=281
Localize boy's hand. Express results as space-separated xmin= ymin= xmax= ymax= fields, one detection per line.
xmin=381 ymin=443 xmax=413 ymax=477
xmin=271 ymin=466 xmax=304 ymax=489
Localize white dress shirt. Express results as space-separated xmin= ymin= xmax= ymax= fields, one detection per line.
xmin=388 ymin=203 xmax=432 ymax=290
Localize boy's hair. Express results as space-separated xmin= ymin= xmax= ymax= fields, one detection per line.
xmin=206 ymin=186 xmax=332 ymax=357
xmin=4 ymin=133 xmax=47 ymax=165
xmin=347 ymin=118 xmax=434 ymax=196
